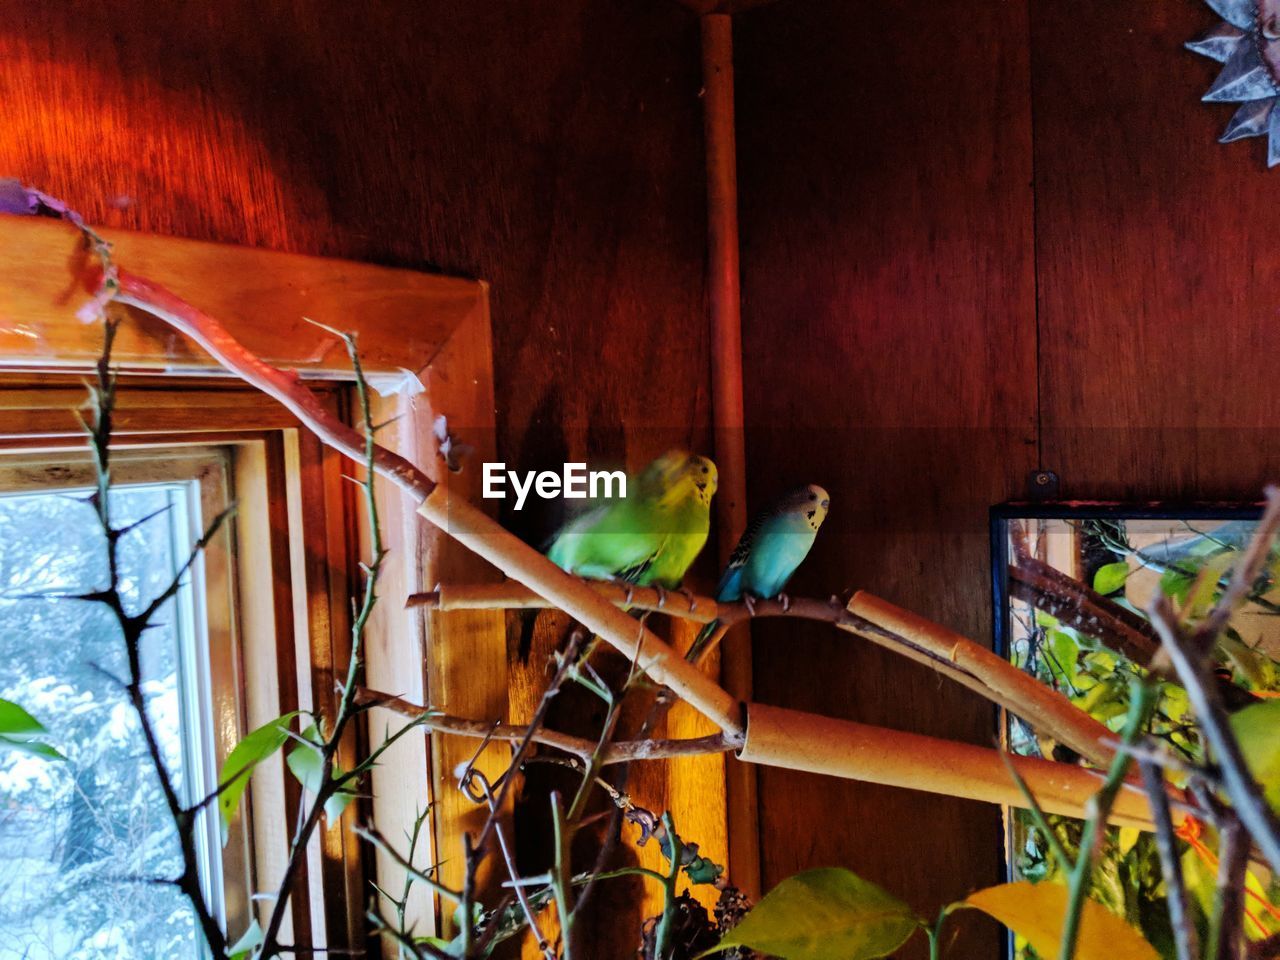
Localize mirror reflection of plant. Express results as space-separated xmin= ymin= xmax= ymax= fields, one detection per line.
xmin=1080 ymin=518 xmax=1280 ymax=680
xmin=1004 ymin=512 xmax=1280 ymax=960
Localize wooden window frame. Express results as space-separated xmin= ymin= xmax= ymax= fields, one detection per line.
xmin=0 ymin=214 xmax=502 ymax=950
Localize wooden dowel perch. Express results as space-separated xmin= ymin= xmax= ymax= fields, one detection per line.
xmin=416 ymin=487 xmax=744 ymax=738
xmin=409 ymin=581 xmax=1118 ymax=769
xmin=846 ymin=592 xmax=1119 ymax=769
xmin=80 ymin=246 xmax=1197 ymax=834
xmin=738 ymin=702 xmax=1161 ymax=831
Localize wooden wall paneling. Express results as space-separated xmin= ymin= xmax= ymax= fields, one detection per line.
xmin=733 ymin=1 xmax=1038 ymax=955
xmin=1031 ymin=1 xmax=1280 ymax=499
xmin=0 ymin=0 xmax=712 ymax=481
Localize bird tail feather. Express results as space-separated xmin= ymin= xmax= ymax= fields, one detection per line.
xmin=686 ymin=618 xmax=720 ymax=663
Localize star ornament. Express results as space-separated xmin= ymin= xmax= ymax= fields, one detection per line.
xmin=1188 ymin=0 xmax=1280 ymax=166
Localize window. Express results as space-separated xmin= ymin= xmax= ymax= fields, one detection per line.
xmin=0 ymin=387 xmax=349 ymax=955
xmin=0 ymin=450 xmax=238 ymax=959
xmin=0 ymin=212 xmax=499 ymax=953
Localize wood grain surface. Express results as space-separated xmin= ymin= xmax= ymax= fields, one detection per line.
xmin=1032 ymin=0 xmax=1280 ymax=499
xmin=733 ymin=1 xmax=1037 ymax=954
xmin=0 ymin=215 xmax=481 ymax=377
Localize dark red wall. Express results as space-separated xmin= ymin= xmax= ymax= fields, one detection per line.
xmin=733 ymin=0 xmax=1280 ymax=956
xmin=0 ymin=0 xmax=711 ymax=485
xmin=734 ymin=0 xmax=1035 ymax=953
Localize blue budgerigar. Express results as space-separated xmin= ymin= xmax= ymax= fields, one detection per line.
xmin=686 ymin=484 xmax=830 ymax=662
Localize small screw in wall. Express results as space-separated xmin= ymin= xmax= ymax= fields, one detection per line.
xmin=1027 ymin=470 xmax=1060 ymax=501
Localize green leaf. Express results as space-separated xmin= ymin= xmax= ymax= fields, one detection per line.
xmin=0 ymin=698 xmax=63 ymax=761
xmin=286 ymin=723 xmax=326 ymax=795
xmin=1231 ymin=698 xmax=1280 ymax=812
xmin=697 ymin=867 xmax=920 ymax=959
xmin=1117 ymin=827 xmax=1141 ymax=858
xmin=228 ymin=918 xmax=263 ymax=960
xmin=1220 ymin=632 xmax=1271 ymax=689
xmin=1092 ymin=562 xmax=1130 ymax=597
xmin=684 ymin=852 xmax=724 ymax=885
xmin=0 ymin=698 xmax=47 ymax=738
xmin=964 ymin=881 xmax=1159 ymax=960
xmin=1049 ymin=630 xmax=1080 ymax=687
xmin=1185 ymin=551 xmax=1234 ymax=619
xmin=418 ymin=902 xmax=486 ymax=957
xmin=419 ymin=937 xmax=466 ymax=957
xmin=286 ymin=723 xmax=356 ymax=824
xmin=0 ymin=735 xmax=64 ymax=761
xmin=324 ymin=787 xmax=355 ymax=824
xmin=219 ymin=711 xmax=300 ymax=843
xmin=657 ymin=824 xmax=725 ymax=886
xmin=1159 ymin=567 xmax=1195 ymax=604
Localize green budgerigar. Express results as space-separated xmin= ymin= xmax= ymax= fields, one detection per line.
xmin=547 ymin=449 xmax=718 ymax=591
xmin=686 ymin=484 xmax=830 ymax=662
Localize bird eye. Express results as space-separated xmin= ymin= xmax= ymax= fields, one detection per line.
xmin=701 ymin=465 xmax=709 ymax=474
xmin=821 ymin=499 xmax=830 ymax=509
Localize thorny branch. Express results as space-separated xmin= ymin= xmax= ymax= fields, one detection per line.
xmin=80 ymin=317 xmax=230 ymax=957
xmin=1210 ymin=817 xmax=1250 ymax=960
xmin=352 ymin=687 xmax=735 ymax=765
xmin=1139 ymin=758 xmax=1198 ymax=960
xmin=1129 ymin=487 xmax=1280 ymax=960
xmin=65 ymin=228 xmax=720 ymax=954
xmin=1150 ymin=593 xmax=1280 ymax=874
xmin=1187 ymin=490 xmax=1280 ymax=660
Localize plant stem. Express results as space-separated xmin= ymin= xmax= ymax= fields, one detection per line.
xmin=1151 ymin=595 xmax=1280 ymax=873
xmin=259 ymin=332 xmax=387 ymax=958
xmin=1058 ymin=679 xmax=1152 ymax=960
xmin=550 ymin=793 xmax=575 ymax=960
xmin=352 ymin=687 xmax=733 ymax=765
xmin=1207 ymin=816 xmax=1249 ymax=960
xmin=998 ymin=746 xmax=1070 ymax=870
xmin=653 ymin=813 xmax=683 ymax=960
xmin=1139 ymin=759 xmax=1198 ymax=960
xmin=84 ymin=319 xmax=230 ymax=957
